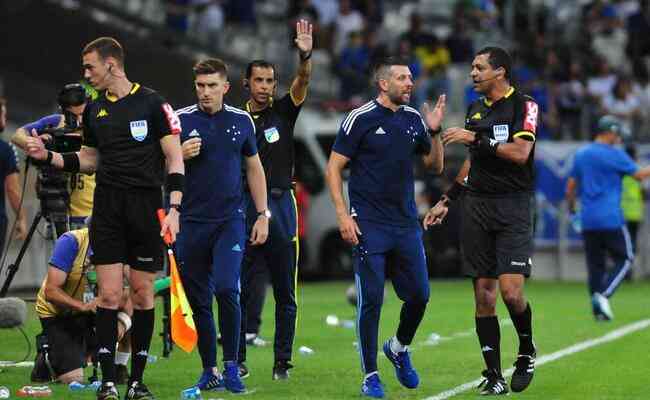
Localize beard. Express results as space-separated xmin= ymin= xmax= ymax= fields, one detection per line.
xmin=388 ymin=89 xmax=410 ymax=105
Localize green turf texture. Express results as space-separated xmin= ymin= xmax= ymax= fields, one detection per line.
xmin=1 ymin=280 xmax=648 ymax=399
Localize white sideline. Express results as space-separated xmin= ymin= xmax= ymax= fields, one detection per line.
xmin=422 ymin=319 xmax=650 ymax=400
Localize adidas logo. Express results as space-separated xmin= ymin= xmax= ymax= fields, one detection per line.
xmin=98 ymin=347 xmax=111 ymax=354
xmin=189 ymin=129 xmax=200 ymax=137
xmin=375 ymin=126 xmax=386 ymax=134
xmin=481 ymin=345 xmax=494 ymax=352
xmin=232 ymin=244 xmax=242 ymax=252
xmin=136 ymin=350 xmax=148 ymax=356
xmin=97 ymin=109 xmax=108 ymax=118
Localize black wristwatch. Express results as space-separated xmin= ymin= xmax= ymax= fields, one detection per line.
xmin=169 ymin=203 xmax=181 ymax=212
xmin=257 ymin=209 xmax=272 ymax=219
xmin=428 ymin=126 xmax=442 ymax=137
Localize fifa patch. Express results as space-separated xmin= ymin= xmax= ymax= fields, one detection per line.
xmin=265 ymin=126 xmax=280 ymax=143
xmin=130 ymin=120 xmax=148 ymax=141
xmin=471 ymin=112 xmax=482 ymax=120
xmin=97 ymin=108 xmax=108 ymax=118
xmin=493 ymin=124 xmax=509 ymax=142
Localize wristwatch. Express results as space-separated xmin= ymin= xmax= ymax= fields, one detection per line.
xmin=258 ymin=209 xmax=272 ymax=219
xmin=169 ymin=204 xmax=181 ymax=212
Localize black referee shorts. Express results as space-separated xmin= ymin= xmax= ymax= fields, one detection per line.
xmin=460 ymin=192 xmax=534 ymax=279
xmin=90 ymin=184 xmax=163 ymax=272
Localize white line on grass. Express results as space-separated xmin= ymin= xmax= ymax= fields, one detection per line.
xmin=422 ymin=318 xmax=650 ymax=400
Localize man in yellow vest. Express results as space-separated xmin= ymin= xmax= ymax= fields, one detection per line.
xmin=621 ymin=145 xmax=645 ymax=279
xmin=32 ymin=226 xmax=131 ymax=384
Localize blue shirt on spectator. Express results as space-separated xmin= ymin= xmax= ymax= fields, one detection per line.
xmin=176 ymin=104 xmax=257 ymax=223
xmin=570 ymin=142 xmax=638 ymax=230
xmin=332 ymin=100 xmax=431 ymax=227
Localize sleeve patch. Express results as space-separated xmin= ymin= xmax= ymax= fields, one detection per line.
xmin=162 ymin=103 xmax=182 ymax=135
xmin=523 ymin=101 xmax=538 ymax=133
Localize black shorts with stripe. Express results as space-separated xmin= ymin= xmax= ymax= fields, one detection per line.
xmin=460 ymin=192 xmax=534 ymax=279
xmin=90 ymin=184 xmax=163 ymax=272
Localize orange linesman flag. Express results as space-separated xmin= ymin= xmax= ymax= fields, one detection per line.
xmin=157 ymin=209 xmax=197 ymax=353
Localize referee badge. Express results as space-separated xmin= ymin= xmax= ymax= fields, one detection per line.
xmin=264 ymin=127 xmax=280 ymax=143
xmin=493 ymin=124 xmax=509 ymax=142
xmin=130 ymin=120 xmax=148 ymax=142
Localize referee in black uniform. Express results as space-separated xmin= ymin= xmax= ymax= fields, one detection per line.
xmin=27 ymin=37 xmax=184 ymax=400
xmin=237 ymin=19 xmax=312 ymax=380
xmin=424 ymin=47 xmax=538 ymax=395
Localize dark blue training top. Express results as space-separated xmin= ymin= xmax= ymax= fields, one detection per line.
xmin=570 ymin=142 xmax=638 ymax=230
xmin=332 ymin=100 xmax=431 ymax=227
xmin=0 ymin=139 xmax=18 ymax=219
xmin=177 ymin=104 xmax=257 ymax=223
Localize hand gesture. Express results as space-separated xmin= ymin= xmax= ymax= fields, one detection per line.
xmin=442 ymin=127 xmax=476 ymax=146
xmin=337 ymin=212 xmax=362 ymax=245
xmin=182 ymin=138 xmax=201 ymax=160
xmin=294 ymin=19 xmax=313 ymax=54
xmin=160 ymin=209 xmax=180 ymax=243
xmin=423 ymin=200 xmax=449 ymax=230
xmin=421 ymin=94 xmax=446 ymax=132
xmin=26 ymin=129 xmax=48 ymax=160
xmin=249 ymin=216 xmax=269 ymax=246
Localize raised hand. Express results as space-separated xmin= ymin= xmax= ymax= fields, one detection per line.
xmin=421 ymin=94 xmax=446 ymax=132
xmin=295 ymin=19 xmax=313 ymax=55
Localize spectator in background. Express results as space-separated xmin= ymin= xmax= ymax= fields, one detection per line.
xmin=194 ymin=0 xmax=224 ymax=50
xmin=164 ymin=0 xmax=191 ymax=35
xmin=412 ymin=35 xmax=450 ymax=109
xmin=0 ymin=97 xmax=27 ymax=255
xmin=401 ymin=13 xmax=435 ymax=51
xmin=587 ymin=56 xmax=617 ymax=108
xmin=446 ymin=15 xmax=475 ymax=64
xmin=395 ymin=38 xmax=422 ymax=99
xmin=556 ymin=61 xmax=587 ymax=140
xmin=225 ymin=0 xmax=256 ymax=27
xmin=626 ymin=0 xmax=650 ymax=59
xmin=334 ymin=0 xmax=364 ymax=54
xmin=337 ymin=31 xmax=370 ymax=101
xmin=311 ymin=0 xmax=338 ymax=51
xmin=591 ymin=6 xmax=627 ymax=71
xmin=602 ymin=75 xmax=641 ymax=140
xmin=632 ymin=62 xmax=650 ymax=140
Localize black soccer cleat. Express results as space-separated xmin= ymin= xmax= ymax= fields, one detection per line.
xmin=477 ymin=369 xmax=509 ymax=396
xmin=124 ymin=381 xmax=155 ymax=400
xmin=96 ymin=382 xmax=119 ymax=400
xmin=239 ymin=362 xmax=250 ymax=379
xmin=272 ymin=360 xmax=293 ymax=380
xmin=511 ymin=352 xmax=536 ymax=392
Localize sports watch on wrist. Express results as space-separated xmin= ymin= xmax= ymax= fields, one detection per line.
xmin=257 ymin=209 xmax=272 ymax=219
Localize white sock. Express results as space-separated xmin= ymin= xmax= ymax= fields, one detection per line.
xmin=365 ymin=371 xmax=378 ymax=380
xmin=115 ymin=351 xmax=130 ymax=366
xmin=390 ymin=336 xmax=407 ymax=354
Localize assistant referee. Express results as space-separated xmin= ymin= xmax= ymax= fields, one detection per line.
xmin=237 ymin=19 xmax=312 ymax=380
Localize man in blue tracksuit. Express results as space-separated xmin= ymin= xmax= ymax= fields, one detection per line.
xmin=325 ymin=57 xmax=445 ymax=398
xmin=566 ymin=115 xmax=650 ymax=320
xmin=176 ymin=58 xmax=270 ymax=394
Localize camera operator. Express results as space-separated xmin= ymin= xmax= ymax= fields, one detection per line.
xmin=0 ymin=97 xmax=28 ymax=251
xmin=32 ymin=224 xmax=132 ymax=384
xmin=11 ymin=84 xmax=95 ymax=232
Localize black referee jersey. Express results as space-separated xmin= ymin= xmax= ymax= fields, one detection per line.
xmin=464 ymin=87 xmax=539 ymax=195
xmin=245 ymin=93 xmax=302 ymax=191
xmin=82 ymin=83 xmax=181 ymax=189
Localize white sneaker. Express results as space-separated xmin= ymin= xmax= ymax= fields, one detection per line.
xmin=594 ymin=293 xmax=614 ymax=320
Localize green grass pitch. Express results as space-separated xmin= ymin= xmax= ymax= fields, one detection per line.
xmin=1 ymin=280 xmax=649 ymax=399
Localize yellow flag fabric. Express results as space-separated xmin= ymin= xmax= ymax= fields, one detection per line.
xmin=168 ymin=248 xmax=197 ymax=353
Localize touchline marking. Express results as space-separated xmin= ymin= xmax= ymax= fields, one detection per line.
xmin=422 ymin=318 xmax=650 ymax=400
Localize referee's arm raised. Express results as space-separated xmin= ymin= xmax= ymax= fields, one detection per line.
xmin=289 ymin=19 xmax=313 ymax=106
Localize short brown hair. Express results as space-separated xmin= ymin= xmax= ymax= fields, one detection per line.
xmin=193 ymin=58 xmax=228 ymax=79
xmin=82 ymin=37 xmax=125 ymax=66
